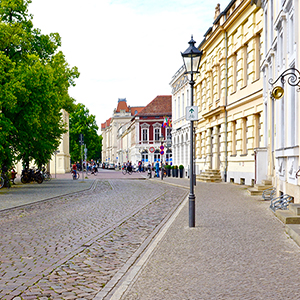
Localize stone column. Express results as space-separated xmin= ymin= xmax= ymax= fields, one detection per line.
xmin=212 ymin=125 xmax=220 ymax=169
xmin=206 ymin=128 xmax=212 ymax=169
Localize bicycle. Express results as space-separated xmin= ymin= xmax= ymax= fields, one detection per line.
xmin=0 ymin=171 xmax=10 ymax=188
xmin=72 ymin=170 xmax=80 ymax=180
xmin=42 ymin=166 xmax=51 ymax=181
xmin=122 ymin=166 xmax=132 ymax=175
xmin=44 ymin=172 xmax=52 ymax=181
xmin=0 ymin=175 xmax=4 ymax=189
xmin=87 ymin=167 xmax=98 ymax=176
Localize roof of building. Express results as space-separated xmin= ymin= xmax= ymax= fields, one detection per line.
xmin=130 ymin=106 xmax=144 ymax=116
xmin=116 ymin=98 xmax=130 ymax=113
xmin=101 ymin=117 xmax=111 ymax=130
xmin=137 ymin=95 xmax=172 ymax=117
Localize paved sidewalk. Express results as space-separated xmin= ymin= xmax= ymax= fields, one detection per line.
xmin=0 ymin=176 xmax=94 ymax=211
xmin=109 ymin=180 xmax=300 ymax=300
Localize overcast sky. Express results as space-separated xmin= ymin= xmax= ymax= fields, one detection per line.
xmin=29 ymin=0 xmax=230 ymax=132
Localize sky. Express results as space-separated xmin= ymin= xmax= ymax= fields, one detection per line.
xmin=29 ymin=0 xmax=230 ymax=132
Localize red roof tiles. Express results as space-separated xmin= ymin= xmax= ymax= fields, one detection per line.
xmin=137 ymin=95 xmax=172 ymax=117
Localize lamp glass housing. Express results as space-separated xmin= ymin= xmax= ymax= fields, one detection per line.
xmin=181 ymin=36 xmax=203 ymax=75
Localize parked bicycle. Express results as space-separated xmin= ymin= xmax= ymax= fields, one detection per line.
xmin=41 ymin=166 xmax=52 ymax=181
xmin=0 ymin=175 xmax=3 ymax=189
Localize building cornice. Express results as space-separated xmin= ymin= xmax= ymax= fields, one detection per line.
xmin=202 ymin=106 xmax=226 ymax=119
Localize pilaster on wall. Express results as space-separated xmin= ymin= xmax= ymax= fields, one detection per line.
xmin=212 ymin=125 xmax=220 ymax=169
xmin=219 ymin=123 xmax=226 ymax=171
xmin=206 ymin=128 xmax=212 ymax=169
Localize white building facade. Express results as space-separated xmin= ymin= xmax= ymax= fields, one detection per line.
xmin=170 ymin=66 xmax=191 ymax=174
xmin=260 ymin=0 xmax=300 ymax=201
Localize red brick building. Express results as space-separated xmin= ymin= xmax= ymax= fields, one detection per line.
xmin=118 ymin=95 xmax=172 ymax=166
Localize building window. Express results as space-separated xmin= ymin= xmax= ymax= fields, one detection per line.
xmin=182 ymin=93 xmax=185 ymax=118
xmin=154 ymin=128 xmax=160 ymax=141
xmin=254 ymin=114 xmax=261 ymax=148
xmin=242 ymin=117 xmax=247 ymax=154
xmin=232 ymin=121 xmax=237 ymax=155
xmin=142 ymin=150 xmax=148 ymax=162
xmin=244 ymin=44 xmax=248 ymax=86
xmin=255 ymin=34 xmax=261 ymax=80
xmin=154 ymin=150 xmax=160 ymax=162
xmin=166 ymin=149 xmax=172 ymax=164
xmin=289 ymin=13 xmax=294 ymax=55
xmin=178 ymin=96 xmax=180 ymax=118
xmin=166 ymin=128 xmax=172 ymax=141
xmin=233 ymin=53 xmax=237 ymax=92
xmin=142 ymin=128 xmax=148 ymax=142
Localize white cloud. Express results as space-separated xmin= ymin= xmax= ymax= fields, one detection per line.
xmin=29 ymin=0 xmax=230 ymax=131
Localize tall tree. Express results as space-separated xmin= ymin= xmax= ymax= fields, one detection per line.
xmin=69 ymin=103 xmax=102 ymax=162
xmin=0 ymin=0 xmax=79 ymax=168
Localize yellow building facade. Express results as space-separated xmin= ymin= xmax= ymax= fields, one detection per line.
xmin=194 ymin=0 xmax=264 ymax=185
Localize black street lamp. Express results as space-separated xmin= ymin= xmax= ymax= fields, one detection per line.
xmin=181 ymin=36 xmax=203 ymax=227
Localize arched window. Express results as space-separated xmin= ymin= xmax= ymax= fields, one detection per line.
xmin=142 ymin=150 xmax=148 ymax=162
xmin=154 ymin=149 xmax=160 ymax=162
xmin=166 ymin=149 xmax=172 ymax=164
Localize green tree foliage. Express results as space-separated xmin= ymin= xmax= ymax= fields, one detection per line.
xmin=69 ymin=103 xmax=102 ymax=162
xmin=0 ymin=0 xmax=79 ymax=168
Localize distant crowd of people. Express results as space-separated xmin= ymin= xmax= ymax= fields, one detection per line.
xmin=71 ymin=159 xmax=98 ymax=177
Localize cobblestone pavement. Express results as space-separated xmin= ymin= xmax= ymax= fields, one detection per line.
xmin=0 ymin=179 xmax=188 ymax=299
xmin=0 ymin=179 xmax=93 ymax=211
xmin=121 ymin=182 xmax=300 ymax=300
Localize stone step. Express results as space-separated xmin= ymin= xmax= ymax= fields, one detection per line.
xmin=197 ymin=175 xmax=222 ymax=179
xmin=197 ymin=178 xmax=222 ymax=183
xmin=197 ymin=169 xmax=222 ymax=183
xmin=198 ymin=174 xmax=222 ymax=179
xmin=204 ymin=169 xmax=220 ymax=174
xmin=254 ymin=184 xmax=273 ymax=191
xmin=275 ymin=210 xmax=300 ymax=224
xmin=289 ymin=204 xmax=300 ymax=216
xmin=262 ymin=179 xmax=272 ymax=186
xmin=286 ymin=224 xmax=300 ymax=247
xmin=247 ymin=188 xmax=264 ymax=196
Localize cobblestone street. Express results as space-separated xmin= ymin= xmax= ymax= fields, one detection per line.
xmin=2 ymin=174 xmax=300 ymax=300
xmin=0 ymin=178 xmax=188 ymax=299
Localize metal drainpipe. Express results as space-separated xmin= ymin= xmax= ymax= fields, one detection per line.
xmin=224 ymin=30 xmax=228 ymax=183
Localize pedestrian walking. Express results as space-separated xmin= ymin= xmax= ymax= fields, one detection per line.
xmin=155 ymin=161 xmax=160 ymax=178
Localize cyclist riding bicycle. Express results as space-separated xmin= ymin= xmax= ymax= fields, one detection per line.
xmin=72 ymin=162 xmax=77 ymax=179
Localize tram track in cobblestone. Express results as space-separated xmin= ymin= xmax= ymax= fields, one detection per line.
xmin=0 ymin=179 xmax=188 ymax=300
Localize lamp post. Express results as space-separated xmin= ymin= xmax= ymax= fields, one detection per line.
xmin=181 ymin=36 xmax=203 ymax=227
xmin=160 ymin=134 xmax=165 ymax=180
